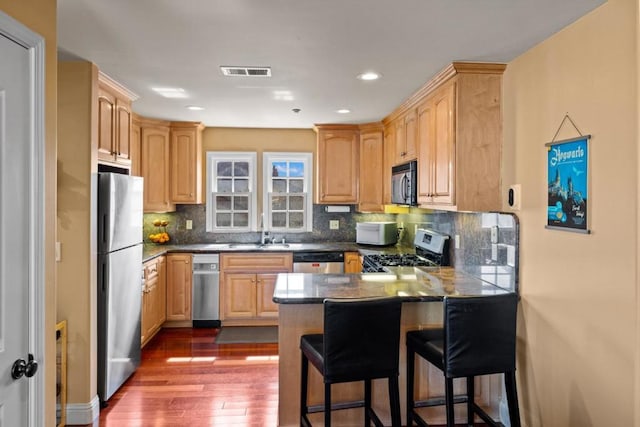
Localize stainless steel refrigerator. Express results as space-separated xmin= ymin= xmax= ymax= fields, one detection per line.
xmin=97 ymin=172 xmax=144 ymax=403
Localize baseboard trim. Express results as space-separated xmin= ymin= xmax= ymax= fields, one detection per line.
xmin=65 ymin=395 xmax=100 ymax=425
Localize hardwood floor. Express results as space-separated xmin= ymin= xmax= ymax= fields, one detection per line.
xmin=88 ymin=327 xmax=487 ymax=427
xmin=95 ymin=327 xmax=279 ymax=426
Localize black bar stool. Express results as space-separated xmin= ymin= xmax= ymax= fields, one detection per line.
xmin=406 ymin=293 xmax=521 ymax=427
xmin=300 ymin=297 xmax=403 ymax=427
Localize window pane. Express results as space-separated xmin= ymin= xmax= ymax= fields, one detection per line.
xmin=234 ymin=162 xmax=249 ymax=177
xmin=290 ymin=195 xmax=304 ymax=210
xmin=235 ymin=179 xmax=249 ymax=192
xmin=273 ymin=179 xmax=287 ymax=192
xmin=216 ymin=213 xmax=231 ymax=227
xmin=234 ymin=196 xmax=248 ymax=210
xmin=289 ymin=179 xmax=304 ymax=193
xmin=216 ymin=195 xmax=231 ymax=210
xmin=272 ymin=212 xmax=287 ymax=228
xmin=289 ymin=162 xmax=304 ymax=177
xmin=217 ymin=179 xmax=232 ymax=193
xmin=217 ymin=161 xmax=232 ymax=177
xmin=289 ymin=212 xmax=304 ymax=228
xmin=272 ymin=195 xmax=287 ymax=211
xmin=233 ymin=213 xmax=249 ymax=227
xmin=272 ymin=162 xmax=287 ymax=177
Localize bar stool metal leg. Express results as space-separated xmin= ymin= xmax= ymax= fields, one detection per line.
xmin=406 ymin=347 xmax=415 ymax=426
xmin=300 ymin=352 xmax=310 ymax=427
xmin=364 ymin=379 xmax=371 ymax=426
xmin=467 ymin=376 xmax=474 ymax=425
xmin=505 ymin=372 xmax=521 ymax=427
xmin=388 ymin=375 xmax=401 ymax=427
xmin=445 ymin=378 xmax=455 ymax=427
xmin=324 ymin=383 xmax=332 ymax=427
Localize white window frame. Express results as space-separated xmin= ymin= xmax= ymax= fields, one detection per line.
xmin=206 ymin=152 xmax=258 ymax=232
xmin=262 ymin=152 xmax=313 ymax=233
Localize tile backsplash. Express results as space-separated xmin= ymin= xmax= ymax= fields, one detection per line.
xmin=144 ymin=204 xmax=519 ymax=291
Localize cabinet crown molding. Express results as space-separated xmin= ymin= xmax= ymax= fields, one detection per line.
xmin=98 ymin=71 xmax=139 ymax=101
xmin=382 ymin=62 xmax=506 ymax=125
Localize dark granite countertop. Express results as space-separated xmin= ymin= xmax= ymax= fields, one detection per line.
xmin=142 ymin=242 xmax=410 ymax=262
xmin=272 ymin=267 xmax=513 ymax=304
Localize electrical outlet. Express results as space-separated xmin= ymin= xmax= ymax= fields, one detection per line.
xmin=454 ymin=235 xmax=460 ymax=249
xmin=329 ymin=220 xmax=340 ymax=230
xmin=186 ymin=219 xmax=193 ymax=230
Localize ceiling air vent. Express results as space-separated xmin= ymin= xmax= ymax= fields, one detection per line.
xmin=220 ymin=66 xmax=271 ymax=77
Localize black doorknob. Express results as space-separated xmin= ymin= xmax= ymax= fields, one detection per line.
xmin=11 ymin=354 xmax=38 ymax=380
xmin=11 ymin=358 xmax=26 ymax=379
xmin=25 ymin=354 xmax=38 ymax=378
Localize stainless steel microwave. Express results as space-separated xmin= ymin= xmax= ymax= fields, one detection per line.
xmin=391 ymin=160 xmax=417 ymax=205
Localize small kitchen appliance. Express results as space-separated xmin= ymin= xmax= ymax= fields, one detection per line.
xmin=356 ymin=221 xmax=398 ymax=246
xmin=361 ymin=228 xmax=450 ymax=272
xmin=391 ymin=160 xmax=418 ymax=206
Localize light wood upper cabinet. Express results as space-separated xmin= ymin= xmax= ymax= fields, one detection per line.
xmin=220 ymin=253 xmax=293 ymax=326
xmin=389 ymin=62 xmax=506 ymax=212
xmin=382 ymin=123 xmax=395 ymax=205
xmin=166 ymin=253 xmax=192 ymax=322
xmin=97 ymin=73 xmax=135 ymax=168
xmin=140 ymin=118 xmax=175 ymax=213
xmin=314 ymin=125 xmax=359 ymax=204
xmin=358 ymin=126 xmax=385 ymax=212
xmin=393 ymin=110 xmax=418 ymax=165
xmin=130 ymin=117 xmax=141 ymax=177
xmin=418 ymin=82 xmax=455 ymax=206
xmin=170 ymin=122 xmax=204 ymax=204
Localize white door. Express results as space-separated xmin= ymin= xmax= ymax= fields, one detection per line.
xmin=0 ymin=12 xmax=46 ymax=427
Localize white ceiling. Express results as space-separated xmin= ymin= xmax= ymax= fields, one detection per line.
xmin=57 ymin=0 xmax=605 ymax=129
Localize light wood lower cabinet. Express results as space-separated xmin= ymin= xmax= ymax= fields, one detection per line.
xmin=344 ymin=251 xmax=362 ymax=273
xmin=220 ymin=253 xmax=292 ymax=326
xmin=166 ymin=253 xmax=192 ymax=322
xmin=142 ymin=256 xmax=166 ymax=347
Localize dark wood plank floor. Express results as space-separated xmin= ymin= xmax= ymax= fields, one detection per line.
xmin=95 ymin=327 xmax=279 ymax=426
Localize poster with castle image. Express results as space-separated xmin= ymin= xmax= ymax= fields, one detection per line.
xmin=546 ymin=136 xmax=590 ymax=232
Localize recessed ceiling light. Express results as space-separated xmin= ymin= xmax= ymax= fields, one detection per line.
xmin=152 ymin=87 xmax=187 ymax=98
xmin=273 ymin=90 xmax=294 ymax=101
xmin=336 ymin=109 xmax=351 ymax=114
xmin=186 ymin=105 xmax=204 ymax=111
xmin=357 ymin=72 xmax=381 ymax=81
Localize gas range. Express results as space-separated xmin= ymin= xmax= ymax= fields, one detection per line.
xmin=362 ymin=229 xmax=450 ymax=273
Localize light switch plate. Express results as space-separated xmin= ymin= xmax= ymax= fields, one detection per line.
xmin=186 ymin=219 xmax=193 ymax=230
xmin=329 ymin=220 xmax=340 ymax=230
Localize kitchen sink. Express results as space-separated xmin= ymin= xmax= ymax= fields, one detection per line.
xmin=225 ymin=243 xmax=304 ymax=250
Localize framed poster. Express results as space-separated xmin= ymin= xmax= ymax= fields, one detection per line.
xmin=545 ymin=135 xmax=590 ymax=233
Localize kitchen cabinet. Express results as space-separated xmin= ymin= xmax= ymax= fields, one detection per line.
xmin=170 ymin=121 xmax=204 ymax=204
xmin=417 ymin=82 xmax=455 ymax=206
xmin=139 ymin=117 xmax=175 ymax=213
xmin=166 ymin=253 xmax=192 ymax=322
xmin=357 ymin=125 xmax=385 ymax=213
xmin=314 ymin=125 xmax=359 ymax=204
xmin=382 ymin=124 xmax=395 ymax=205
xmin=220 ymin=253 xmax=293 ymax=326
xmin=393 ymin=110 xmax=418 ymax=165
xmin=97 ymin=72 xmax=135 ymax=169
xmin=130 ymin=117 xmax=142 ymax=177
xmin=344 ymin=252 xmax=361 ymax=273
xmin=386 ymin=62 xmax=506 ymax=212
xmin=142 ymin=256 xmax=166 ymax=347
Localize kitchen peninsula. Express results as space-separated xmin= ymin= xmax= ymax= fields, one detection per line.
xmin=273 ymin=268 xmax=514 ymax=426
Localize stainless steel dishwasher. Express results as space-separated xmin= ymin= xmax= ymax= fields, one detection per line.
xmin=293 ymin=252 xmax=345 ymax=273
xmin=192 ymin=254 xmax=220 ymax=327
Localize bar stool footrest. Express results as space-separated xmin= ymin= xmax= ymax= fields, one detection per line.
xmin=307 ymin=399 xmax=365 ymax=413
xmin=414 ymin=394 xmax=467 ymax=408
